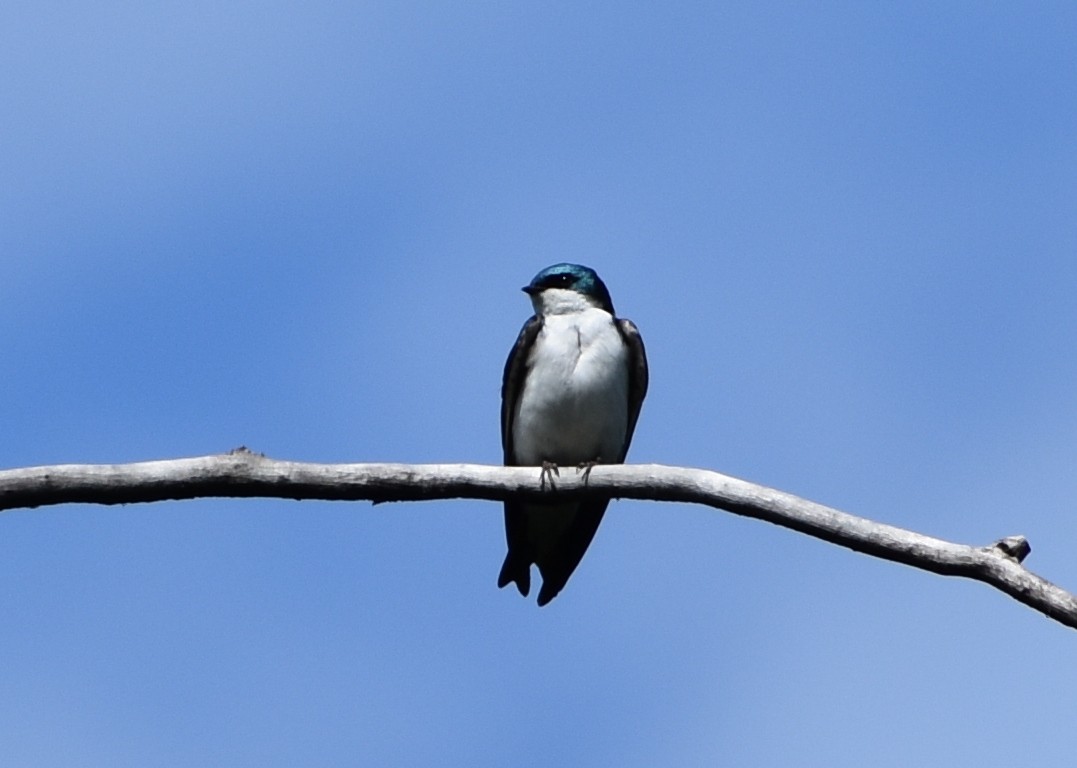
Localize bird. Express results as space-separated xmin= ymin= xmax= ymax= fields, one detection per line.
xmin=498 ymin=263 xmax=648 ymax=606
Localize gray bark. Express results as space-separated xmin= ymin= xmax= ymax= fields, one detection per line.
xmin=1 ymin=447 xmax=1072 ymax=630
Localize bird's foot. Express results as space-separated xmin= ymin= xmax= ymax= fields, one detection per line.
xmin=575 ymin=457 xmax=601 ymax=484
xmin=540 ymin=461 xmax=560 ymax=491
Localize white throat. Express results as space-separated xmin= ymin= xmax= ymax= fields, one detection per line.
xmin=530 ymin=287 xmax=603 ymax=317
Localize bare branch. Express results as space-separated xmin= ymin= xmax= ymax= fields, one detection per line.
xmin=1 ymin=448 xmax=1074 ymax=630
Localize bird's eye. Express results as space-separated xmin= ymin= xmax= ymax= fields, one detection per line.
xmin=556 ymin=274 xmax=573 ymax=285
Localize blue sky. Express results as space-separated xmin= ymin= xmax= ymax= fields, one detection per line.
xmin=4 ymin=2 xmax=1077 ymax=765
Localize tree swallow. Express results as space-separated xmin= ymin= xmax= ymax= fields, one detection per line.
xmin=498 ymin=263 xmax=648 ymax=606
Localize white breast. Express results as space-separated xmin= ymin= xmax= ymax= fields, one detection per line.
xmin=511 ymin=307 xmax=630 ymax=466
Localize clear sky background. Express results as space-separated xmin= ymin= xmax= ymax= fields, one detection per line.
xmin=4 ymin=2 xmax=1077 ymax=765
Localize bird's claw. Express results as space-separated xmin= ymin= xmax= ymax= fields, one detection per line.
xmin=575 ymin=458 xmax=601 ymax=484
xmin=540 ymin=461 xmax=560 ymax=491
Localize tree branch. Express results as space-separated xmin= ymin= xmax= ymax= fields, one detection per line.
xmin=1 ymin=448 xmax=1073 ymax=630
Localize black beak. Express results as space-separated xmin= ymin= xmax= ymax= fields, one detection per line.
xmin=522 ymin=285 xmax=539 ymax=295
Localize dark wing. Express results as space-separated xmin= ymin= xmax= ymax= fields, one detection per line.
xmin=615 ymin=318 xmax=649 ymax=461
xmin=497 ymin=316 xmax=542 ymax=597
xmin=500 ymin=316 xmax=543 ymax=464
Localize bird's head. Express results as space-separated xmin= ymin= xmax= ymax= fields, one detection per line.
xmin=522 ymin=263 xmax=615 ymax=316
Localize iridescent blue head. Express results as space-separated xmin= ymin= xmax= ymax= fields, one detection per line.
xmin=522 ymin=263 xmax=615 ymax=315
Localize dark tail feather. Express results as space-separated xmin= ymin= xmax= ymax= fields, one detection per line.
xmin=497 ymin=552 xmax=530 ymax=597
xmin=536 ymin=562 xmax=572 ymax=607
xmin=536 ymin=580 xmax=560 ymax=607
xmin=535 ymin=504 xmax=607 ymax=607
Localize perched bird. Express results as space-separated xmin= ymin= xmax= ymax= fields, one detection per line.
xmin=498 ymin=263 xmax=648 ymax=606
